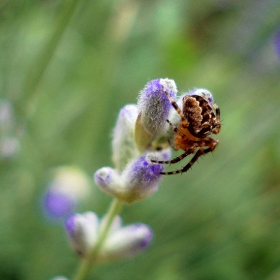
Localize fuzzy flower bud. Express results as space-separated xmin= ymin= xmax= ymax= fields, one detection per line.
xmin=101 ymin=223 xmax=153 ymax=260
xmin=50 ymin=277 xmax=69 ymax=280
xmin=135 ymin=78 xmax=177 ymax=151
xmin=94 ymin=167 xmax=122 ymax=192
xmin=112 ymin=104 xmax=139 ymax=171
xmin=120 ymin=155 xmax=163 ymax=203
xmin=65 ymin=212 xmax=153 ymax=261
xmin=95 ymin=155 xmax=162 ymax=204
xmin=65 ymin=212 xmax=99 ymax=256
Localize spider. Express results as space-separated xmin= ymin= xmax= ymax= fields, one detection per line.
xmin=151 ymin=88 xmax=221 ymax=175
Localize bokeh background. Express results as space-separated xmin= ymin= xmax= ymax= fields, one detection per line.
xmin=1 ymin=0 xmax=280 ymax=279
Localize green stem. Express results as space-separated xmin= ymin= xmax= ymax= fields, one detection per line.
xmin=72 ymin=198 xmax=123 ymax=280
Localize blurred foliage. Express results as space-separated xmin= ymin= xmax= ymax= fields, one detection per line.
xmin=1 ymin=0 xmax=280 ymax=279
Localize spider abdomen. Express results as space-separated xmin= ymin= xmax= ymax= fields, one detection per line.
xmin=183 ymin=95 xmax=218 ymax=138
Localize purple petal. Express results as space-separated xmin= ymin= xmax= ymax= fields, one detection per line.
xmin=65 ymin=214 xmax=77 ymax=237
xmin=43 ymin=190 xmax=76 ymax=219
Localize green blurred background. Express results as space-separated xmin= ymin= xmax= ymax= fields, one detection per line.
xmin=1 ymin=0 xmax=280 ymax=279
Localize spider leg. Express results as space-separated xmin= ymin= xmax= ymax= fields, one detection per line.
xmin=166 ymin=119 xmax=188 ymax=141
xmin=167 ymin=139 xmax=178 ymax=151
xmin=212 ymin=105 xmax=221 ymax=134
xmin=159 ymin=148 xmax=210 ymax=175
xmin=151 ymin=150 xmax=191 ymax=165
xmin=163 ymin=88 xmax=188 ymax=127
xmin=160 ymin=139 xmax=218 ymax=175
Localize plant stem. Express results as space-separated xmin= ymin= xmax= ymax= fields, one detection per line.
xmin=72 ymin=198 xmax=123 ymax=280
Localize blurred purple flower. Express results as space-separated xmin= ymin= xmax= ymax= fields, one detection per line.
xmin=43 ymin=189 xmax=76 ymax=219
xmin=274 ymin=29 xmax=280 ymax=59
xmin=41 ymin=166 xmax=91 ymax=220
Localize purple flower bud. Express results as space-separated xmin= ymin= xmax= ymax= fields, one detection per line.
xmin=137 ymin=78 xmax=177 ymax=138
xmin=274 ymin=29 xmax=280 ymax=59
xmin=112 ymin=104 xmax=139 ymax=171
xmin=65 ymin=212 xmax=153 ymax=261
xmin=41 ymin=166 xmax=91 ymax=220
xmin=101 ymin=223 xmax=153 ymax=260
xmin=121 ymin=155 xmax=163 ymax=203
xmin=65 ymin=212 xmax=99 ymax=256
xmin=94 ymin=167 xmax=122 ymax=196
xmin=95 ymin=156 xmax=162 ymax=204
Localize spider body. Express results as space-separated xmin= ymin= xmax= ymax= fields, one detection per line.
xmin=151 ymin=89 xmax=221 ymax=175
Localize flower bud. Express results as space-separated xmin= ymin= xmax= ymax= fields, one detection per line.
xmin=120 ymin=155 xmax=163 ymax=204
xmin=112 ymin=104 xmax=139 ymax=171
xmin=50 ymin=277 xmax=69 ymax=280
xmin=94 ymin=156 xmax=162 ymax=204
xmin=101 ymin=223 xmax=153 ymax=260
xmin=65 ymin=212 xmax=153 ymax=262
xmin=94 ymin=167 xmax=121 ymax=189
xmin=65 ymin=212 xmax=99 ymax=256
xmin=94 ymin=167 xmax=123 ymax=199
xmin=136 ymin=78 xmax=177 ymax=150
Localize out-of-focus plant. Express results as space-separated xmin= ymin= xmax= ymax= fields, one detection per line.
xmin=47 ymin=78 xmax=218 ymax=280
xmin=57 ymin=78 xmax=177 ymax=280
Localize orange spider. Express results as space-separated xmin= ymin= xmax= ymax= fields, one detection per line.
xmin=151 ymin=88 xmax=221 ymax=175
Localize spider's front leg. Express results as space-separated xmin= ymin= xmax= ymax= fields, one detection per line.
xmin=163 ymin=88 xmax=188 ymax=127
xmin=151 ymin=149 xmax=192 ymax=165
xmin=160 ymin=139 xmax=219 ymax=175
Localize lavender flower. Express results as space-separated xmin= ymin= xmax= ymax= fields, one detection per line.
xmin=100 ymin=223 xmax=153 ymax=260
xmin=136 ymin=78 xmax=177 ymax=151
xmin=121 ymin=155 xmax=163 ymax=200
xmin=94 ymin=167 xmax=121 ymax=191
xmin=65 ymin=212 xmax=99 ymax=256
xmin=65 ymin=212 xmax=153 ymax=261
xmin=112 ymin=104 xmax=139 ymax=171
xmin=42 ymin=166 xmax=91 ymax=220
xmin=94 ymin=155 xmax=163 ymax=204
xmin=43 ymin=189 xmax=76 ymax=219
